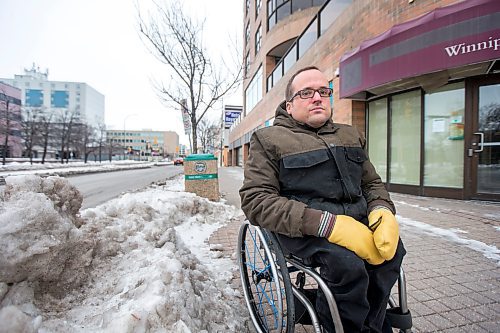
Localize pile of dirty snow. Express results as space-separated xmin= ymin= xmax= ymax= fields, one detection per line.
xmin=0 ymin=175 xmax=250 ymax=332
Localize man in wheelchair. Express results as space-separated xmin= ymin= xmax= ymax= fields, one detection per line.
xmin=240 ymin=66 xmax=406 ymax=332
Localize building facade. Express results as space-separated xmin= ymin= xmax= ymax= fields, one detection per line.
xmin=106 ymin=129 xmax=179 ymax=160
xmin=0 ymin=82 xmax=23 ymax=158
xmin=230 ymin=0 xmax=499 ymax=201
xmin=1 ymin=65 xmax=105 ymax=128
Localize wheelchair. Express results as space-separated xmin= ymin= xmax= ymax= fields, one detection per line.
xmin=237 ymin=220 xmax=412 ymax=333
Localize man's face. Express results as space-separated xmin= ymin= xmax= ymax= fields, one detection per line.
xmin=286 ymin=69 xmax=332 ymax=128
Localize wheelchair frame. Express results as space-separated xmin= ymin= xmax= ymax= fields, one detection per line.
xmin=237 ymin=220 xmax=412 ymax=333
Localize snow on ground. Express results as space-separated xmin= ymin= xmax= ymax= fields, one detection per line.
xmin=0 ymin=174 xmax=250 ymax=333
xmin=398 ymin=216 xmax=500 ymax=265
xmin=0 ymin=160 xmax=169 ymax=179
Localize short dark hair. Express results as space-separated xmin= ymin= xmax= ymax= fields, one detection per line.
xmin=285 ymin=66 xmax=321 ymax=101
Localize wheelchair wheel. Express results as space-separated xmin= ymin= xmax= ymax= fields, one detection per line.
xmin=238 ymin=222 xmax=295 ymax=333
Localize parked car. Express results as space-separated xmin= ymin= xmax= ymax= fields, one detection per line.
xmin=173 ymin=157 xmax=184 ymax=166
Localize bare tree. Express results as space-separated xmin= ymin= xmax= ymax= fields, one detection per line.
xmin=21 ymin=109 xmax=38 ymax=164
xmin=137 ymin=1 xmax=242 ymax=153
xmin=198 ymin=118 xmax=221 ymax=154
xmin=97 ymin=124 xmax=107 ymax=162
xmin=80 ymin=123 xmax=98 ymax=163
xmin=54 ymin=109 xmax=77 ymax=164
xmin=38 ymin=111 xmax=54 ymax=164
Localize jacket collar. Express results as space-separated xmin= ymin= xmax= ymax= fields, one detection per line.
xmin=274 ymin=101 xmax=338 ymax=134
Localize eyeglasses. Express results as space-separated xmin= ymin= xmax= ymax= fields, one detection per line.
xmin=288 ymin=87 xmax=332 ymax=102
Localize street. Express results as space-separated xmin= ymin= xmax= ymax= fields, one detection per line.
xmin=67 ymin=165 xmax=183 ymax=209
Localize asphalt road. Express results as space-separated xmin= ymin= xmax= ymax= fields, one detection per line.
xmin=67 ymin=165 xmax=183 ymax=209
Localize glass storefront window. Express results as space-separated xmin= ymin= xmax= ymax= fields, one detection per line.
xmin=477 ymin=83 xmax=500 ymax=194
xmin=368 ymin=98 xmax=388 ymax=182
xmin=390 ymin=90 xmax=421 ymax=185
xmin=424 ymin=82 xmax=465 ymax=188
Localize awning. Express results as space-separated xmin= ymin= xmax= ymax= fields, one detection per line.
xmin=339 ymin=0 xmax=500 ymax=100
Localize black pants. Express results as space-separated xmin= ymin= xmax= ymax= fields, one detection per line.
xmin=277 ymin=235 xmax=406 ymax=333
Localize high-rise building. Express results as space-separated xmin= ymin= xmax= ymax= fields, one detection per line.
xmin=230 ymin=0 xmax=500 ymax=201
xmin=1 ymin=64 xmax=105 ymax=128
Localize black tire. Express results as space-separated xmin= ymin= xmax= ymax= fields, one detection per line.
xmin=238 ymin=222 xmax=295 ymax=333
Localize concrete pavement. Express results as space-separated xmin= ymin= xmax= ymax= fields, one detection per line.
xmin=209 ymin=166 xmax=500 ymax=333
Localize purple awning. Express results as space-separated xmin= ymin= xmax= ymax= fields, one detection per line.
xmin=339 ymin=0 xmax=500 ymax=99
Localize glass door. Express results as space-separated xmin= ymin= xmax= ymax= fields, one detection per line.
xmin=470 ymin=79 xmax=500 ymax=200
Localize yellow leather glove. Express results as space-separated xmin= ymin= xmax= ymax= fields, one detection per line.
xmin=323 ymin=213 xmax=384 ymax=265
xmin=368 ymin=208 xmax=399 ymax=260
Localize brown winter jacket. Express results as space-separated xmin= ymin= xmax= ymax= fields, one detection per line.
xmin=239 ymin=102 xmax=395 ymax=238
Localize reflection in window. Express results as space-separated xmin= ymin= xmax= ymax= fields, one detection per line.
xmin=368 ymin=98 xmax=388 ymax=182
xmin=477 ymin=84 xmax=500 ymax=194
xmin=390 ymin=90 xmax=421 ymax=185
xmin=424 ymin=82 xmax=464 ymax=188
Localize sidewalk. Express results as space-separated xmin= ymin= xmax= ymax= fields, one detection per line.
xmin=210 ymin=166 xmax=500 ymax=333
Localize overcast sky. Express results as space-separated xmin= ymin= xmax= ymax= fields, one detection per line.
xmin=0 ymin=0 xmax=243 ymax=145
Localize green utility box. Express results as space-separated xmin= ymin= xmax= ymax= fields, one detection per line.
xmin=184 ymin=154 xmax=219 ymax=201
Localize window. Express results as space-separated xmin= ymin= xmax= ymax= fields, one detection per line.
xmin=255 ymin=25 xmax=262 ymax=54
xmin=245 ymin=24 xmax=250 ymax=45
xmin=320 ymin=0 xmax=351 ymax=35
xmin=245 ymin=52 xmax=250 ymax=76
xmin=390 ymin=90 xmax=421 ymax=185
xmin=245 ymin=66 xmax=263 ymax=113
xmin=368 ymin=99 xmax=388 ymax=182
xmin=424 ymin=82 xmax=464 ymax=188
xmin=256 ymin=0 xmax=262 ymax=17
xmin=51 ymin=90 xmax=69 ymax=108
xmin=298 ymin=18 xmax=317 ymax=58
xmin=25 ymin=89 xmax=43 ymax=107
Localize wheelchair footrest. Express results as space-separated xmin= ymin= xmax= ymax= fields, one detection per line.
xmin=385 ymin=307 xmax=412 ymax=330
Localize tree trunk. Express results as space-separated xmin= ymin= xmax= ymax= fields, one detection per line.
xmin=42 ymin=138 xmax=48 ymax=164
xmin=60 ymin=137 xmax=65 ymax=164
xmin=191 ymin=113 xmax=197 ymax=154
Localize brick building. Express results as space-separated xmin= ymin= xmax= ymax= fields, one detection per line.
xmin=229 ymin=0 xmax=499 ymax=201
xmin=0 ymin=82 xmax=23 ymax=158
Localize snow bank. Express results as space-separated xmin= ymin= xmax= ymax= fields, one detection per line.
xmin=0 ymin=175 xmax=250 ymax=332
